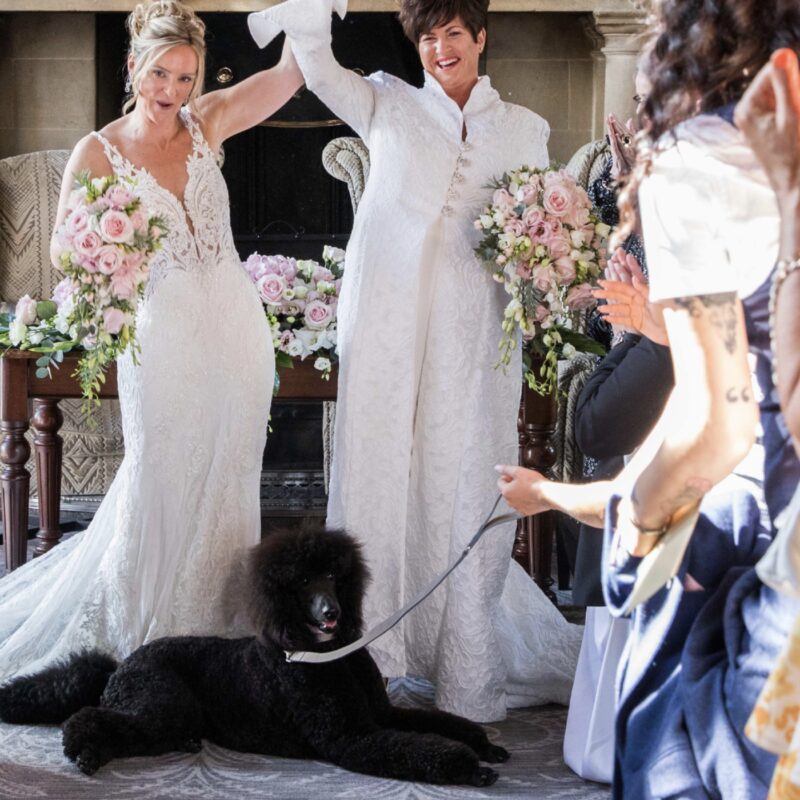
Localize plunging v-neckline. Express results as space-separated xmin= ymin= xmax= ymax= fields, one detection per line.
xmin=94 ymin=116 xmax=198 ymax=237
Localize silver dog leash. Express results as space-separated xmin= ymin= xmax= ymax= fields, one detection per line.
xmin=285 ymin=495 xmax=520 ymax=664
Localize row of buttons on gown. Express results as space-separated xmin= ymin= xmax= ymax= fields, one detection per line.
xmin=441 ymin=141 xmax=472 ymax=217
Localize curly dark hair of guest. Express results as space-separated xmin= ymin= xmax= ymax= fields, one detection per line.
xmin=614 ymin=0 xmax=800 ymax=248
xmin=398 ymin=0 xmax=489 ymax=43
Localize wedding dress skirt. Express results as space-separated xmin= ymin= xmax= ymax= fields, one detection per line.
xmin=0 ymin=109 xmax=274 ymax=681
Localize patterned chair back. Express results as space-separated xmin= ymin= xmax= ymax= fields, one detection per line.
xmin=0 ymin=150 xmax=70 ymax=303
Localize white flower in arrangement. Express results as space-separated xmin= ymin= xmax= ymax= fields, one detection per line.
xmin=28 ymin=330 xmax=45 ymax=345
xmin=314 ymin=356 xmax=331 ymax=372
xmin=595 ymin=222 xmax=611 ymax=239
xmin=562 ymin=343 xmax=577 ymax=359
xmin=322 ymin=245 xmax=346 ymax=265
xmin=286 ymin=338 xmax=306 ymax=357
xmin=8 ymin=319 xmax=27 ymax=346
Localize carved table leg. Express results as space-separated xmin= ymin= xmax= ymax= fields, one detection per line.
xmin=1 ymin=357 xmax=31 ymax=570
xmin=513 ymin=371 xmax=558 ymax=603
xmin=32 ymin=398 xmax=63 ymax=557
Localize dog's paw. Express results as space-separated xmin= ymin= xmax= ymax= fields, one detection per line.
xmin=74 ymin=749 xmax=103 ymax=776
xmin=468 ymin=766 xmax=499 ymax=786
xmin=480 ymin=743 xmax=510 ymax=764
xmin=181 ymin=738 xmax=202 ymax=754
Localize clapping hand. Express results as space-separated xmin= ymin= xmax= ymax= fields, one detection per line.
xmin=593 ymin=250 xmax=669 ymax=346
xmin=607 ymin=113 xmax=638 ymax=180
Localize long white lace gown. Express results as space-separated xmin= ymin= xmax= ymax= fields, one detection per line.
xmin=251 ymin=1 xmax=582 ymax=723
xmin=0 ymin=108 xmax=274 ymax=680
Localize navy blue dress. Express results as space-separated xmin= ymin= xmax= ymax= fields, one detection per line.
xmin=602 ymin=110 xmax=800 ymax=800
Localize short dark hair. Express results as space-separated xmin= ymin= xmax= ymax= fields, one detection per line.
xmin=398 ymin=0 xmax=489 ymax=43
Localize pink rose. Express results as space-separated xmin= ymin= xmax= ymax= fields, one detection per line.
xmin=123 ymin=251 xmax=146 ymax=271
xmin=257 ymin=273 xmax=287 ymax=305
xmin=516 ymin=262 xmax=532 ymax=280
xmin=554 ymin=256 xmax=577 ymax=286
xmin=15 ymin=295 xmax=38 ymax=325
xmin=51 ymin=278 xmax=76 ymax=307
xmin=542 ymin=183 xmax=575 ymax=218
xmin=102 ymin=306 xmax=127 ymax=335
xmin=278 ymin=330 xmax=295 ymax=352
xmin=130 ymin=210 xmax=148 ymax=234
xmin=110 ymin=267 xmax=138 ymax=300
xmin=522 ymin=206 xmax=544 ymax=230
xmin=96 ymin=245 xmax=123 ymax=275
xmin=74 ymin=230 xmax=102 ymax=257
xmin=312 ymin=266 xmax=335 ymax=283
xmin=533 ymin=304 xmax=550 ymax=323
xmin=566 ymin=282 xmax=596 ymax=310
xmin=65 ymin=206 xmax=91 ymax=238
xmin=99 ymin=210 xmax=134 ymax=244
xmin=532 ymin=264 xmax=555 ymax=292
xmin=104 ymin=184 xmax=134 ymax=210
xmin=504 ymin=219 xmax=526 ymax=238
xmin=492 ymin=188 xmax=516 ymax=211
xmin=518 ymin=184 xmax=539 ymax=206
xmin=548 ymin=236 xmax=571 ymax=258
xmin=304 ymin=299 xmax=334 ymax=330
xmin=79 ymin=255 xmax=99 ymax=273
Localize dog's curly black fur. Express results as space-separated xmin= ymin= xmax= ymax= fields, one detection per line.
xmin=0 ymin=528 xmax=509 ymax=785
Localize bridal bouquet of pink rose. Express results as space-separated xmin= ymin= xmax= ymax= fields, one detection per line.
xmin=474 ymin=164 xmax=609 ymax=395
xmin=0 ymin=171 xmax=167 ymax=404
xmin=243 ymin=245 xmax=343 ymax=380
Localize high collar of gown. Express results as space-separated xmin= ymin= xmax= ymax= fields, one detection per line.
xmin=422 ymin=72 xmax=501 ymax=125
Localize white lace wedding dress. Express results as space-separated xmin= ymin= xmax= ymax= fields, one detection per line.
xmin=0 ymin=107 xmax=274 ymax=680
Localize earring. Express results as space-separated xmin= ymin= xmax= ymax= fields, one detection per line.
xmin=124 ymin=76 xmax=132 ymax=93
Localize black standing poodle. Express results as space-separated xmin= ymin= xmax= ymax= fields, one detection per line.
xmin=0 ymin=528 xmax=509 ymax=786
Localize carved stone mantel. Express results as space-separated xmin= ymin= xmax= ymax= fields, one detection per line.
xmin=1 ymin=0 xmax=639 ymax=11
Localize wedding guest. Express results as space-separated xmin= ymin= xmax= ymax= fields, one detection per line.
xmin=737 ymin=48 xmax=800 ymax=797
xmin=249 ymin=0 xmax=582 ymax=722
xmin=0 ymin=0 xmax=303 ymax=679
xmin=498 ymin=0 xmax=800 ymax=796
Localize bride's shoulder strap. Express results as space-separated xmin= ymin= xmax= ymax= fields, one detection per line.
xmin=90 ymin=131 xmax=130 ymax=176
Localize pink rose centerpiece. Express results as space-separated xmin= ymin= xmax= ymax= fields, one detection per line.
xmin=474 ymin=164 xmax=609 ymax=395
xmin=243 ymin=245 xmax=344 ymax=381
xmin=0 ymin=170 xmax=168 ymax=404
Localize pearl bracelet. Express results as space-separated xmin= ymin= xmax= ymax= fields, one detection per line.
xmin=769 ymin=256 xmax=800 ymax=387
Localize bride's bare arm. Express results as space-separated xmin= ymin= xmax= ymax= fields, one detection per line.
xmin=196 ymin=37 xmax=304 ymax=148
xmin=49 ymin=136 xmax=112 ymax=269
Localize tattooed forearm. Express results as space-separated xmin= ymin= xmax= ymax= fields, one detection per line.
xmin=674 ymin=292 xmax=738 ymax=354
xmin=631 ymin=477 xmax=712 ymax=530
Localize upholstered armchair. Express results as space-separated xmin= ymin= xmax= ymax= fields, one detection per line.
xmin=0 ymin=150 xmax=124 ymax=507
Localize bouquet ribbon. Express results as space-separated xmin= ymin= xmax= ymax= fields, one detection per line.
xmin=284 ymin=495 xmax=520 ymax=664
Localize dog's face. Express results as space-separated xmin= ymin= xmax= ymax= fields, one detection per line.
xmin=246 ymin=528 xmax=369 ymax=652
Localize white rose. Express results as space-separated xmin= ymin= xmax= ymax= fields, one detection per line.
xmin=287 ymin=338 xmax=306 ymax=357
xmin=28 ymin=330 xmax=44 ymax=345
xmin=9 ymin=319 xmax=27 ymax=346
xmin=314 ymin=356 xmax=331 ymax=372
xmin=15 ymin=295 xmax=38 ymax=325
xmin=562 ymin=343 xmax=577 ymax=359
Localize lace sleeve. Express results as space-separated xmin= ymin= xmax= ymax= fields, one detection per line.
xmin=249 ymin=0 xmax=377 ymax=141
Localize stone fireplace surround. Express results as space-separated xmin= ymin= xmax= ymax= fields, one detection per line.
xmin=0 ymin=1 xmax=644 ymax=519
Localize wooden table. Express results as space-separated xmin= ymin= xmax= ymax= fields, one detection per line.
xmin=0 ymin=351 xmax=336 ymax=571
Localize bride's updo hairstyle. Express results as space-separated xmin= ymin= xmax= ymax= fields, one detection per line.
xmin=123 ymin=0 xmax=207 ymax=113
xmin=398 ymin=0 xmax=488 ymax=44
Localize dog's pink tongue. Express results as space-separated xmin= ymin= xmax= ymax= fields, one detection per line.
xmin=323 ymin=620 xmax=338 ymax=631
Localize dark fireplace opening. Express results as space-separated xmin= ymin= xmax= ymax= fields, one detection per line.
xmin=95 ymin=12 xmax=420 ymax=521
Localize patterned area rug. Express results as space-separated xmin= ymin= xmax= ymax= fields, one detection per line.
xmin=0 ymin=679 xmax=607 ymax=800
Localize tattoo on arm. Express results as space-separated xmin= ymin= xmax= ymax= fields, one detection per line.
xmin=673 ymin=292 xmax=738 ymax=354
xmin=725 ymin=385 xmax=752 ymax=404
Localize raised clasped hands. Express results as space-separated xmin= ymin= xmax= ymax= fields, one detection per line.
xmin=607 ymin=113 xmax=638 ymax=180
xmin=495 ymin=465 xmax=551 ymax=517
xmin=593 ymin=248 xmax=669 ymax=346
